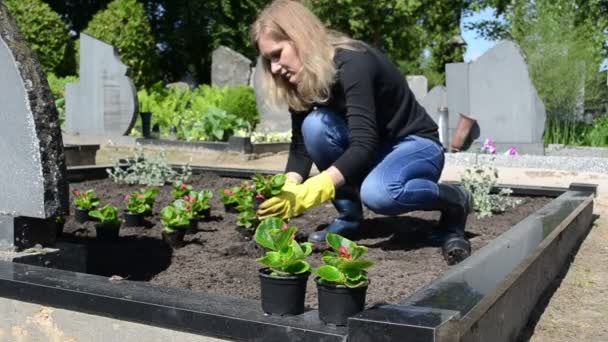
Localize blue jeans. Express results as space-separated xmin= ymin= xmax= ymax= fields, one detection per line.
xmin=301 ymin=108 xmax=444 ymax=215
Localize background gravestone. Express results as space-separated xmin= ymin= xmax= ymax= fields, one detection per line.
xmin=406 ymin=75 xmax=428 ymax=101
xmin=420 ymin=85 xmax=448 ymax=123
xmin=211 ymin=45 xmax=252 ymax=87
xmin=252 ymin=64 xmax=291 ymax=133
xmin=65 ymin=33 xmax=138 ymax=136
xmin=446 ymin=41 xmax=546 ymax=154
xmin=0 ymin=2 xmax=68 ymax=249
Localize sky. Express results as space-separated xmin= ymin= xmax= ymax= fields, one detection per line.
xmin=461 ymin=7 xmax=499 ymax=62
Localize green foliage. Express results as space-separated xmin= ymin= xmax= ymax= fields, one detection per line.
xmin=140 ymin=188 xmax=160 ymax=210
xmin=106 ymin=147 xmax=192 ymax=186
xmin=252 ymin=173 xmax=286 ymax=200
xmin=84 ymin=0 xmax=157 ymax=87
xmin=136 ymin=84 xmax=257 ymax=141
xmin=461 ymin=160 xmax=520 ymax=219
xmin=46 ymin=73 xmax=78 ymax=128
xmin=124 ymin=190 xmax=150 ymax=215
xmin=5 ymin=0 xmax=73 ymax=75
xmin=89 ymin=204 xmax=121 ymax=228
xmin=314 ymin=233 xmax=374 ymax=288
xmin=255 ymin=217 xmax=312 ymax=276
xmin=72 ymin=189 xmax=100 ymax=210
xmin=160 ymin=204 xmax=190 ymax=233
xmin=172 ymin=181 xmax=193 ymax=200
xmin=186 ymin=190 xmax=213 ymax=218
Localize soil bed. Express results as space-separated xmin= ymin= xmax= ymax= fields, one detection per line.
xmin=62 ymin=173 xmax=552 ymax=309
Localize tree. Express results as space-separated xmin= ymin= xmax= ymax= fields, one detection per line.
xmin=84 ymin=0 xmax=158 ymax=87
xmin=5 ymin=0 xmax=73 ymax=75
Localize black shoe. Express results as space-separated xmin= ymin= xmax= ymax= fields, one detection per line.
xmin=308 ymin=188 xmax=363 ymax=244
xmin=432 ymin=184 xmax=473 ymax=264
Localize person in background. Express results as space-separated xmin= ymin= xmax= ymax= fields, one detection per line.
xmin=251 ymin=0 xmax=472 ymax=265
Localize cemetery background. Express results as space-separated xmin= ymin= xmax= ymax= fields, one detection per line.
xmin=1 ymin=0 xmax=608 ymax=341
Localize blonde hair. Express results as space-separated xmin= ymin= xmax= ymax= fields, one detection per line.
xmin=250 ymin=0 xmax=359 ymax=111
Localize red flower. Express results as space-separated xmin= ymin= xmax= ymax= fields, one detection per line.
xmin=245 ymin=185 xmax=252 ymax=191
xmin=124 ymin=194 xmax=130 ymax=202
xmin=339 ymin=246 xmax=352 ymax=261
xmin=72 ymin=190 xmax=81 ymax=197
xmin=223 ymin=189 xmax=234 ymax=196
xmin=282 ymin=224 xmax=289 ymax=230
xmin=183 ymin=195 xmax=190 ymax=201
xmin=180 ymin=184 xmax=187 ymax=190
xmin=185 ymin=204 xmax=191 ymax=211
xmin=138 ymin=194 xmax=145 ymax=199
xmin=188 ymin=197 xmax=196 ymax=203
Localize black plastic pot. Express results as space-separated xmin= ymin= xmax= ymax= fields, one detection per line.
xmin=140 ymin=111 xmax=152 ymax=138
xmin=95 ymin=224 xmax=120 ymax=241
xmin=124 ymin=211 xmax=144 ymax=227
xmin=259 ymin=268 xmax=310 ymax=316
xmin=315 ymin=277 xmax=368 ymax=326
xmin=55 ymin=221 xmax=65 ymax=237
xmin=162 ymin=229 xmax=186 ymax=249
xmin=74 ymin=208 xmax=90 ymax=223
xmin=224 ymin=202 xmax=239 ymax=214
xmin=187 ymin=218 xmax=199 ymax=234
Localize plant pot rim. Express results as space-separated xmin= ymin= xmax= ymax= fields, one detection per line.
xmin=259 ymin=267 xmax=310 ymax=280
xmin=314 ymin=276 xmax=369 ymax=289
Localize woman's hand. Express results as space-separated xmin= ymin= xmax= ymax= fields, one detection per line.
xmin=257 ymin=172 xmax=335 ymax=220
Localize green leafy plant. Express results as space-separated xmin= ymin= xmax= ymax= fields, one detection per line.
xmin=72 ymin=189 xmax=100 ymax=210
xmin=89 ymin=204 xmax=121 ymax=228
xmin=172 ymin=181 xmax=193 ymax=199
xmin=107 ymin=147 xmax=191 ymax=186
xmin=160 ymin=204 xmax=190 ymax=233
xmin=252 ymin=173 xmax=286 ymax=200
xmin=314 ymin=233 xmax=374 ymax=288
xmin=140 ymin=188 xmax=159 ymax=210
xmin=185 ymin=190 xmax=213 ymax=218
xmin=255 ymin=217 xmax=312 ymax=276
xmin=124 ymin=191 xmax=149 ymax=214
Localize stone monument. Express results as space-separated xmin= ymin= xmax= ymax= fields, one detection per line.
xmin=406 ymin=75 xmax=429 ymax=101
xmin=65 ymin=33 xmax=138 ymax=136
xmin=0 ymin=2 xmax=69 ymax=250
xmin=252 ymin=63 xmax=291 ymax=133
xmin=445 ymin=41 xmax=546 ymax=154
xmin=211 ymin=45 xmax=252 ymax=87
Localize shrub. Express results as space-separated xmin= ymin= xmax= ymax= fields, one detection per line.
xmin=218 ymin=85 xmax=259 ymax=126
xmin=5 ymin=0 xmax=72 ymax=75
xmin=106 ymin=146 xmax=191 ymax=186
xmin=84 ymin=0 xmax=157 ymax=88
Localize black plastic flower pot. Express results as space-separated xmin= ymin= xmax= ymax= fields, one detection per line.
xmin=74 ymin=208 xmax=90 ymax=223
xmin=315 ymin=277 xmax=368 ymax=326
xmin=124 ymin=211 xmax=145 ymax=227
xmin=55 ymin=221 xmax=65 ymax=237
xmin=187 ymin=218 xmax=199 ymax=234
xmin=140 ymin=111 xmax=152 ymax=138
xmin=259 ymin=268 xmax=310 ymax=316
xmin=95 ymin=224 xmax=120 ymax=242
xmin=162 ymin=229 xmax=186 ymax=249
xmin=224 ymin=203 xmax=239 ymax=214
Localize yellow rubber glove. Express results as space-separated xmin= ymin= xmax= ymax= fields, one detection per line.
xmin=257 ymin=172 xmax=336 ymax=220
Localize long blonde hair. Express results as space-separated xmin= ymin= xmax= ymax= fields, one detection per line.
xmin=250 ymin=0 xmax=358 ymax=111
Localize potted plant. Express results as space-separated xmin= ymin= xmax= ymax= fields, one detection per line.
xmin=72 ymin=189 xmax=100 ymax=223
xmin=141 ymin=188 xmax=159 ymax=216
xmin=187 ymin=189 xmax=213 ymax=219
xmin=252 ymin=173 xmax=286 ymax=209
xmin=123 ymin=191 xmax=150 ymax=227
xmin=220 ymin=187 xmax=240 ymax=213
xmin=172 ymin=197 xmax=198 ymax=232
xmin=89 ymin=204 xmax=122 ymax=241
xmin=255 ymin=217 xmax=312 ymax=315
xmin=235 ymin=193 xmax=258 ymax=239
xmin=160 ymin=204 xmax=190 ymax=248
xmin=171 ymin=181 xmax=192 ymax=199
xmin=314 ymin=233 xmax=374 ymax=326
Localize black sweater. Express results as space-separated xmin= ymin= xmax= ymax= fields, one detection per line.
xmin=286 ymin=45 xmax=440 ymax=185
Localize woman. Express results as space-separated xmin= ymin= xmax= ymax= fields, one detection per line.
xmin=251 ymin=0 xmax=472 ymax=265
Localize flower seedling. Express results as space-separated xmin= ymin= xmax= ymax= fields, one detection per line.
xmin=185 ymin=189 xmax=213 ymax=218
xmin=160 ymin=203 xmax=191 ymax=233
xmin=220 ymin=187 xmax=240 ymax=206
xmin=252 ymin=173 xmax=286 ymax=201
xmin=171 ymin=181 xmax=192 ymax=199
xmin=140 ymin=188 xmax=159 ymax=209
xmin=124 ymin=191 xmax=150 ymax=214
xmin=89 ymin=204 xmax=122 ymax=228
xmin=72 ymin=189 xmax=100 ymax=210
xmin=315 ymin=233 xmax=374 ymax=288
xmin=255 ymin=217 xmax=312 ymax=276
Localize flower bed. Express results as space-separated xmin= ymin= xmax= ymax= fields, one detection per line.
xmin=61 ymin=173 xmax=552 ymax=309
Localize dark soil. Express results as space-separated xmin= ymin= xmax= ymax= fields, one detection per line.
xmin=62 ymin=173 xmax=552 ymax=309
